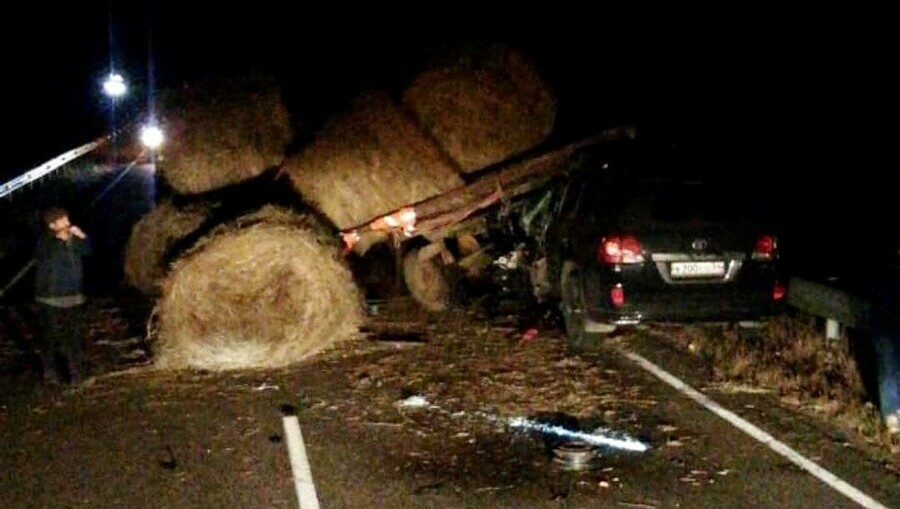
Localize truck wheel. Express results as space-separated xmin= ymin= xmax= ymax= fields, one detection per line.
xmin=403 ymin=247 xmax=450 ymax=312
xmin=560 ymin=265 xmax=600 ymax=352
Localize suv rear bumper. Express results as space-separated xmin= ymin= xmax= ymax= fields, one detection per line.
xmin=581 ymin=267 xmax=784 ymax=324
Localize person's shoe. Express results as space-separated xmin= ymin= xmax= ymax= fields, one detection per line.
xmin=885 ymin=412 xmax=900 ymax=434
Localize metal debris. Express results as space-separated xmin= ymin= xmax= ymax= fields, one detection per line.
xmin=552 ymin=441 xmax=599 ymax=471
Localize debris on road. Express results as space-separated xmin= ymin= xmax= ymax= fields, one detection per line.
xmin=552 ymin=441 xmax=599 ymax=471
xmin=252 ymin=383 xmax=279 ymax=392
xmin=519 ymin=328 xmax=539 ymax=343
xmin=397 ymin=395 xmax=431 ymax=408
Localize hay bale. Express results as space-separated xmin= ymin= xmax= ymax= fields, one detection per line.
xmin=281 ymin=91 xmax=463 ymax=230
xmin=124 ymin=201 xmax=213 ymax=295
xmin=157 ymin=77 xmax=293 ymax=194
xmin=403 ymin=43 xmax=557 ymax=173
xmin=153 ymin=206 xmax=363 ymax=371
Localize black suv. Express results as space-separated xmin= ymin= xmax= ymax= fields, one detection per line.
xmin=502 ymin=144 xmax=785 ymax=348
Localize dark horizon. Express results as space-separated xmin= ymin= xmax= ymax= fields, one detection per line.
xmin=4 ymin=6 xmax=890 ymax=169
xmin=3 ymin=5 xmax=894 ymax=259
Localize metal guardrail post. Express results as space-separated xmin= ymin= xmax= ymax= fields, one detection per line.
xmin=786 ymin=276 xmax=871 ymax=332
xmin=825 ymin=319 xmax=843 ymax=340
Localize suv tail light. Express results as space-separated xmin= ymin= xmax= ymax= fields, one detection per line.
xmin=753 ymin=235 xmax=777 ymax=260
xmin=610 ymin=284 xmax=625 ymax=307
xmin=599 ymin=235 xmax=644 ymax=264
xmin=773 ymin=281 xmax=786 ymax=301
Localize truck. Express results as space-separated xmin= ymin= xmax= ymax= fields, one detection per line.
xmin=339 ymin=126 xmax=637 ymax=315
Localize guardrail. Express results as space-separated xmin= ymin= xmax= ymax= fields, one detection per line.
xmin=0 ymin=137 xmax=107 ymax=200
xmin=786 ymin=276 xmax=871 ymax=338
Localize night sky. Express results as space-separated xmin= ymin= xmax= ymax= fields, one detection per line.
xmin=2 ymin=4 xmax=895 ymax=275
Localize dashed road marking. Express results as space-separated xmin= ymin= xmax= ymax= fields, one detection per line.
xmin=283 ymin=415 xmax=320 ymax=509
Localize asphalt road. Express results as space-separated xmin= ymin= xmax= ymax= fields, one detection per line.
xmin=1 ymin=309 xmax=898 ymax=509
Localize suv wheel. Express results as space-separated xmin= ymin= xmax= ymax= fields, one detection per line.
xmin=560 ymin=267 xmax=600 ymax=352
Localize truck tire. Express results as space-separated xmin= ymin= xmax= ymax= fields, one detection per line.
xmin=560 ymin=263 xmax=601 ymax=352
xmin=403 ymin=247 xmax=451 ymax=312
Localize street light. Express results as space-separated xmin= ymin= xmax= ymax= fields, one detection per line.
xmin=140 ymin=124 xmax=164 ymax=149
xmin=102 ymin=72 xmax=127 ymax=98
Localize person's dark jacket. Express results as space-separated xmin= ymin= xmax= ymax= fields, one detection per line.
xmin=34 ymin=233 xmax=91 ymax=299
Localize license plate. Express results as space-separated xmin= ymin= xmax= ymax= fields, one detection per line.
xmin=670 ymin=261 xmax=726 ymax=278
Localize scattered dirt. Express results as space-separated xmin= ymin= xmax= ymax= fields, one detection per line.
xmin=2 ymin=297 xmax=898 ymax=508
xmin=644 ymin=317 xmax=900 ymax=459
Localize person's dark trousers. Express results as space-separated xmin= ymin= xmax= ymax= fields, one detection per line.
xmin=37 ymin=303 xmax=85 ymax=384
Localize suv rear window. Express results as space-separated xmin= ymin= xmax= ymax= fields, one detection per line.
xmin=649 ymin=181 xmax=748 ymax=222
xmin=580 ymin=174 xmax=771 ymax=226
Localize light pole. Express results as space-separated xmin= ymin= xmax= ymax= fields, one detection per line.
xmin=102 ymin=72 xmax=127 ymax=165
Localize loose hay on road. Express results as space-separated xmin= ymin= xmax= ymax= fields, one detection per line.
xmin=348 ymin=311 xmax=650 ymax=420
xmin=153 ymin=206 xmax=363 ymax=371
xmin=652 ymin=318 xmax=897 ymax=453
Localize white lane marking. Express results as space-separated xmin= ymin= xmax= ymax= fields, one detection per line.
xmin=282 ymin=415 xmax=321 ymax=509
xmin=621 ymin=348 xmax=891 ymax=509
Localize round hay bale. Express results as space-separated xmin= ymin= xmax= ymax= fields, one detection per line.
xmin=124 ymin=201 xmax=213 ymax=295
xmin=403 ymin=43 xmax=557 ymax=173
xmin=157 ymin=76 xmax=294 ymax=194
xmin=153 ymin=206 xmax=363 ymax=371
xmin=281 ymin=91 xmax=463 ymax=230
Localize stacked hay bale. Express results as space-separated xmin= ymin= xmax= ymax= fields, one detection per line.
xmin=156 ymin=76 xmax=294 ymax=195
xmin=403 ymin=42 xmax=557 ymax=173
xmin=280 ymin=91 xmax=464 ymax=230
xmin=152 ymin=206 xmax=363 ymax=371
xmin=124 ymin=76 xmax=294 ymax=295
xmin=124 ymin=77 xmax=367 ymax=371
xmin=129 ymin=42 xmax=559 ymax=368
xmin=123 ymin=201 xmax=213 ymax=296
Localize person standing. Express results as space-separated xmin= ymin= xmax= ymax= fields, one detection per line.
xmin=871 ymin=238 xmax=900 ymax=432
xmin=33 ymin=207 xmax=90 ymax=385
